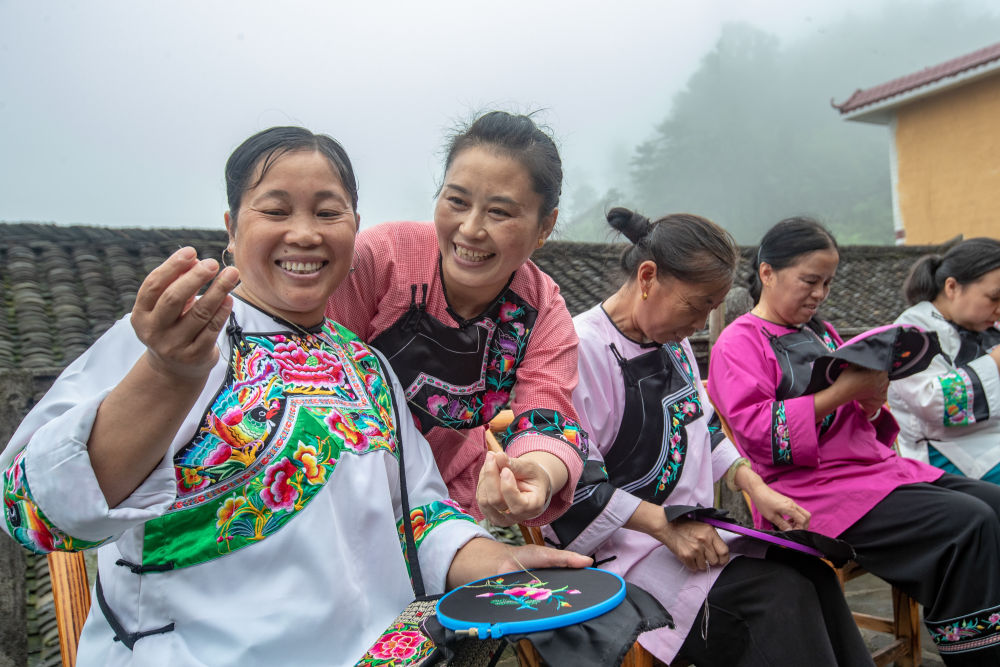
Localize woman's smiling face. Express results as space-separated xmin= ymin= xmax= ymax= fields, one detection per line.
xmin=226 ymin=149 xmax=358 ymax=326
xmin=433 ymin=146 xmax=555 ymax=317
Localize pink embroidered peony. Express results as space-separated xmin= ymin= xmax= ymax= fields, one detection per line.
xmin=503 ymin=586 xmax=552 ymax=601
xmin=427 ymin=394 xmax=448 ymax=416
xmin=260 ymin=459 xmax=299 ymax=511
xmin=482 ymin=390 xmax=509 ymax=417
xmin=271 ymin=341 xmax=345 ymax=388
xmin=370 ymin=630 xmax=427 ymax=660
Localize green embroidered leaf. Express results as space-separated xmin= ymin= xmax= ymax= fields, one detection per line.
xmin=207 ymin=460 xmax=248 ymax=479
xmin=228 ymin=516 xmax=257 ymax=538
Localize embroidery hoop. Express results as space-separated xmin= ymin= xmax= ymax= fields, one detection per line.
xmin=435 ymin=567 xmax=626 ymax=639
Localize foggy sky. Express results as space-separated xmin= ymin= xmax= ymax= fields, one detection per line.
xmin=0 ymin=0 xmax=994 ymax=233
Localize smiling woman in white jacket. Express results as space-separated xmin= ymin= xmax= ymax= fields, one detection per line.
xmin=889 ymin=238 xmax=1000 ymax=483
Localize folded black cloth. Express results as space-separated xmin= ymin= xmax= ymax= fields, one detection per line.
xmin=423 ymin=582 xmax=672 ymax=667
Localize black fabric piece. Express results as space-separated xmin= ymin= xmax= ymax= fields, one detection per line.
xmin=706 ymin=412 xmax=726 ymax=450
xmin=95 ymin=573 xmax=175 ymax=651
xmin=370 ymin=279 xmax=537 ymax=434
xmin=768 ymin=324 xmax=942 ymax=400
xmin=952 ymin=323 xmax=1000 ymax=368
xmin=675 ymin=548 xmax=874 ymax=667
xmin=114 ymin=558 xmax=174 ymax=574
xmin=548 ymin=459 xmax=616 ymax=548
xmin=958 ymin=361 xmax=992 ymax=423
xmin=666 ymin=505 xmax=856 ymax=567
xmin=423 ymin=582 xmax=672 ymax=667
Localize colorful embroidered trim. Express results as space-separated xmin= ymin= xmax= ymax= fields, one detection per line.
xmin=653 ymin=392 xmax=702 ymax=496
xmin=354 ymin=619 xmax=436 ymax=666
xmin=939 ymin=369 xmax=975 ymax=427
xmin=397 ymin=500 xmax=477 ymax=579
xmin=771 ymin=401 xmax=793 ymax=465
xmin=143 ymin=321 xmax=398 ymax=569
xmin=500 ymin=409 xmax=589 ymax=461
xmin=2 ymin=449 xmax=111 ymax=554
xmin=928 ymin=604 xmax=1000 ymax=654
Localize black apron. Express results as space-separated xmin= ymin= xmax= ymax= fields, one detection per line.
xmin=551 ymin=342 xmax=703 ymax=546
xmin=370 ymin=276 xmax=538 ymax=434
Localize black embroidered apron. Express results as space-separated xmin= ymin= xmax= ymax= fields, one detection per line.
xmin=551 ymin=343 xmax=701 ymax=546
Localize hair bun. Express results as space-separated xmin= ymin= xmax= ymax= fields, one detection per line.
xmin=607 ymin=207 xmax=651 ymax=244
xmin=928 ymin=254 xmax=943 ymax=272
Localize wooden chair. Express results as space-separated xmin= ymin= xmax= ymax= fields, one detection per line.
xmin=709 ymin=399 xmax=922 ymax=667
xmin=46 ymin=550 xmax=91 ymax=667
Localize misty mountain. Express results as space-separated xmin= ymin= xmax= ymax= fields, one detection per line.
xmin=565 ymin=1 xmax=1000 ymax=244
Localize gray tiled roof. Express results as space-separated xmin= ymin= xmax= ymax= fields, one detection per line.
xmin=0 ymin=223 xmax=955 ymax=370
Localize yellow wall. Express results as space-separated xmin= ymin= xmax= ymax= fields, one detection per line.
xmin=894 ymin=73 xmax=1000 ymax=244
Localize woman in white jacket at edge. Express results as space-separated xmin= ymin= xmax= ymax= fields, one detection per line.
xmin=0 ymin=126 xmax=589 ymax=667
xmin=889 ymin=237 xmax=1000 ymax=483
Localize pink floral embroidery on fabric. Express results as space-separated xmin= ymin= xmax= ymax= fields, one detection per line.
xmin=369 ymin=629 xmax=428 ymax=660
xmin=271 ymin=341 xmax=345 ymax=388
xmin=260 ymin=459 xmax=299 ymax=511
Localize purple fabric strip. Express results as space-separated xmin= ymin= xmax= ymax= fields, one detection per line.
xmin=698 ymin=516 xmax=825 ymax=558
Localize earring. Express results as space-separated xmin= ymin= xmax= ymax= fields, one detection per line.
xmin=349 ymin=265 xmax=356 ymax=274
xmin=221 ymin=248 xmax=234 ymax=268
xmin=537 ymin=238 xmax=545 ymax=248
xmin=642 ymin=291 xmax=648 ymax=300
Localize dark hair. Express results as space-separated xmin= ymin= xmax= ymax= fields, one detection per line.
xmin=225 ymin=126 xmax=358 ymax=231
xmin=749 ymin=217 xmax=840 ymax=303
xmin=441 ymin=111 xmax=562 ymax=220
xmin=608 ymin=207 xmax=739 ymax=286
xmin=903 ymin=237 xmax=1000 ymax=305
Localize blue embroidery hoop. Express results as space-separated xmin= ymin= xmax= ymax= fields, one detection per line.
xmin=435 ymin=567 xmax=626 ymax=639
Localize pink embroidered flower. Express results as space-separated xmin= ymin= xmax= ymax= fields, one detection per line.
xmin=204 ymin=443 xmax=233 ymax=467
xmin=294 ymin=443 xmax=327 ymax=484
xmin=517 ymin=416 xmax=533 ymax=431
xmin=220 ymin=407 xmax=244 ymax=427
xmin=497 ymin=354 xmax=515 ymax=373
xmin=989 ymin=613 xmax=1000 ymax=625
xmin=271 ymin=341 xmax=345 ymax=388
xmin=511 ymin=322 xmax=526 ymax=336
xmin=350 ymin=340 xmax=370 ymax=361
xmin=483 ymin=390 xmax=509 ymax=416
xmin=325 ymin=410 xmax=370 ymax=453
xmin=370 ymin=630 xmax=428 ymax=660
xmin=427 ymin=394 xmax=448 ymax=416
xmin=671 ymin=449 xmax=682 ymax=463
xmin=260 ymin=459 xmax=299 ymax=511
xmin=176 ymin=466 xmax=210 ymax=493
xmin=504 ymin=586 xmax=552 ymax=601
xmin=499 ymin=302 xmax=520 ymax=322
xmin=215 ymin=497 xmax=246 ymax=527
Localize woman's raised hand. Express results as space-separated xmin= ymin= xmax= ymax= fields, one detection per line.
xmin=477 ymin=451 xmax=557 ymax=527
xmin=131 ymin=247 xmax=240 ymax=381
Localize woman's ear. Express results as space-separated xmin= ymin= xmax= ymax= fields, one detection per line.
xmin=224 ymin=211 xmax=236 ymax=250
xmin=943 ymin=276 xmax=960 ymax=300
xmin=637 ymin=260 xmax=658 ymax=293
xmin=539 ymin=208 xmax=558 ymax=243
xmin=759 ymin=262 xmax=774 ymax=289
